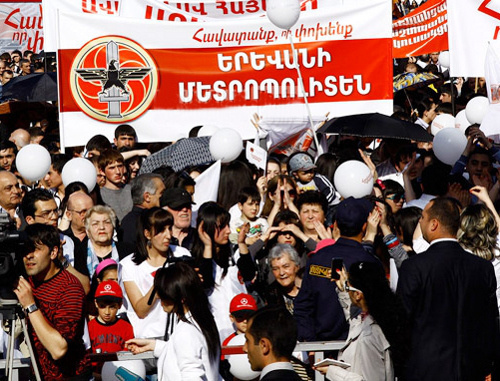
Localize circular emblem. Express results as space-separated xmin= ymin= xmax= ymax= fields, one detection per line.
xmin=70 ymin=36 xmax=158 ymax=123
xmin=104 ymin=284 xmax=112 ymax=291
xmin=240 ymin=298 xmax=248 ymax=305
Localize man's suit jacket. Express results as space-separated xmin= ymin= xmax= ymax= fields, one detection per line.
xmin=260 ymin=369 xmax=302 ymax=381
xmin=397 ymin=240 xmax=499 ymax=380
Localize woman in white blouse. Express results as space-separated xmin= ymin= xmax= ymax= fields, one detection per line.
xmin=126 ymin=262 xmax=220 ymax=381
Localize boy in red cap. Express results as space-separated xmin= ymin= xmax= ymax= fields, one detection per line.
xmin=222 ymin=293 xmax=258 ymax=357
xmin=88 ymin=280 xmax=134 ymax=373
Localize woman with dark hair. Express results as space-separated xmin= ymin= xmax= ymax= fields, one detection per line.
xmin=126 ymin=263 xmax=220 ymax=380
xmin=315 ymin=261 xmax=409 ymax=380
xmin=266 ymin=157 xmax=281 ymax=182
xmin=120 ymin=207 xmax=191 ymax=340
xmin=217 ymin=160 xmax=255 ymax=211
xmin=315 ymin=153 xmax=339 ymax=185
xmin=261 ymin=174 xmax=299 ymax=226
xmin=191 ymin=201 xmax=256 ymax=341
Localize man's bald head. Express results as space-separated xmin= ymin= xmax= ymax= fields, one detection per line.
xmin=66 ymin=192 xmax=94 ymax=233
xmin=9 ymin=129 xmax=30 ymax=150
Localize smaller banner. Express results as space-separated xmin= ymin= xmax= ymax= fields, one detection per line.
xmin=392 ymin=0 xmax=448 ymax=58
xmin=448 ymin=0 xmax=500 ymax=77
xmin=246 ymin=141 xmax=267 ymax=171
xmin=0 ymin=2 xmax=44 ymax=53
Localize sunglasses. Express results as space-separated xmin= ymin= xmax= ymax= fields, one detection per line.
xmin=280 ymin=189 xmax=297 ymax=198
xmin=344 ymin=281 xmax=362 ymax=293
xmin=386 ymin=193 xmax=405 ymax=203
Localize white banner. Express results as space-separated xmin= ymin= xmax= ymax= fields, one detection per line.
xmin=448 ymin=0 xmax=500 ymax=77
xmin=0 ymin=2 xmax=43 ymax=53
xmin=43 ymin=0 xmax=336 ymax=51
xmin=57 ymin=0 xmax=392 ymax=148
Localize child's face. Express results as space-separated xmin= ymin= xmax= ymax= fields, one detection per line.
xmin=95 ymin=301 xmax=120 ymax=324
xmin=230 ymin=312 xmax=253 ymax=334
xmin=239 ymin=198 xmax=259 ymax=221
xmin=296 ymin=169 xmax=315 ymax=183
xmin=101 ymin=268 xmax=118 ymax=282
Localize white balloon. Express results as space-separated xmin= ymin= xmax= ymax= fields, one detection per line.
xmin=101 ymin=360 xmax=146 ymax=381
xmin=226 ymin=334 xmax=261 ymax=380
xmin=210 ymin=128 xmax=243 ymax=163
xmin=465 ymin=96 xmax=490 ymax=124
xmin=266 ymin=0 xmax=301 ymax=30
xmin=430 ymin=113 xmax=455 ymax=136
xmin=61 ymin=158 xmax=97 ymax=192
xmin=15 ymin=144 xmax=51 ymax=182
xmin=198 ymin=125 xmax=220 ymax=137
xmin=333 ymin=160 xmax=373 ymax=199
xmin=433 ymin=128 xmax=467 ymax=165
xmin=439 ymin=51 xmax=450 ymax=68
xmin=454 ymin=110 xmax=471 ymax=134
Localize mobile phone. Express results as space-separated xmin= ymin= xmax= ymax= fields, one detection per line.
xmin=331 ymin=258 xmax=343 ymax=280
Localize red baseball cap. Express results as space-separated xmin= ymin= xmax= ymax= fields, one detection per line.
xmin=230 ymin=293 xmax=257 ymax=317
xmin=95 ymin=280 xmax=123 ymax=302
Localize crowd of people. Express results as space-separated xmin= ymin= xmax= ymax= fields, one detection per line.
xmin=0 ymin=39 xmax=498 ymax=381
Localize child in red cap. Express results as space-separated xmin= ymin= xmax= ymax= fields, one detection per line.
xmin=221 ymin=293 xmax=258 ymax=359
xmin=88 ymin=280 xmax=135 ymax=375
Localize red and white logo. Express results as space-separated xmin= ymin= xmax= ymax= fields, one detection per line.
xmin=70 ymin=36 xmax=158 ymax=123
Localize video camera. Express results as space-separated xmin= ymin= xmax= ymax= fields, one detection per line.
xmin=0 ymin=213 xmax=26 ymax=305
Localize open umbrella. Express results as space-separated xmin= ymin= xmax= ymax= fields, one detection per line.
xmin=393 ymin=72 xmax=440 ymax=92
xmin=139 ymin=136 xmax=213 ymax=174
xmin=1 ymin=73 xmax=58 ymax=102
xmin=318 ymin=113 xmax=433 ymax=142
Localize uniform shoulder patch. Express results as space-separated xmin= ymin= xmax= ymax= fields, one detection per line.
xmin=309 ymin=264 xmax=330 ymax=279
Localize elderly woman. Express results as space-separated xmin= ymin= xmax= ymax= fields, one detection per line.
xmin=73 ymin=205 xmax=133 ymax=280
xmin=264 ymin=243 xmax=302 ymax=315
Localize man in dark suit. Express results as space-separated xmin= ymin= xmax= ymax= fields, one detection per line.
xmin=243 ymin=306 xmax=301 ymax=380
xmin=397 ymin=197 xmax=499 ymax=380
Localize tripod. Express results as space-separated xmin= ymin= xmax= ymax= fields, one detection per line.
xmin=0 ymin=302 xmax=41 ymax=381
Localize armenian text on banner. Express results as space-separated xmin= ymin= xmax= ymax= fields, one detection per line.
xmin=448 ymin=0 xmax=500 ymax=77
xmin=392 ymin=0 xmax=448 ymax=58
xmin=56 ymin=0 xmax=392 ymax=148
xmin=42 ymin=0 xmax=333 ymax=51
xmin=0 ymin=2 xmax=43 ymax=53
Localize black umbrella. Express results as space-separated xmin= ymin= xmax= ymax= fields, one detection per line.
xmin=318 ymin=112 xmax=433 ymax=142
xmin=2 ymin=73 xmax=58 ymax=102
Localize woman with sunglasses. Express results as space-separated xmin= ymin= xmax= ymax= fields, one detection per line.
xmin=126 ymin=263 xmax=220 ymax=380
xmin=261 ymin=175 xmax=299 ymax=227
xmin=376 ymin=179 xmax=406 ymax=214
xmin=315 ymin=261 xmax=409 ymax=380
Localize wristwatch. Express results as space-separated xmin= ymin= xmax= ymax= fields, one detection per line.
xmin=25 ymin=304 xmax=38 ymax=314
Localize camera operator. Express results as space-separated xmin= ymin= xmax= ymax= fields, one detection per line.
xmin=13 ymin=224 xmax=90 ymax=380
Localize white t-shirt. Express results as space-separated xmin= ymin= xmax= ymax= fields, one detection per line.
xmin=120 ymin=245 xmax=191 ymax=338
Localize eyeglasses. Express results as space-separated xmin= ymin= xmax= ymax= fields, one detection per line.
xmin=344 ymin=281 xmax=362 ymax=293
xmin=35 ymin=208 xmax=59 ymax=219
xmin=386 ymin=193 xmax=405 ymax=203
xmin=69 ymin=208 xmax=88 ymax=217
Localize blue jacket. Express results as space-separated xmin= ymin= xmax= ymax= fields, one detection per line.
xmin=294 ymin=237 xmax=380 ymax=341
